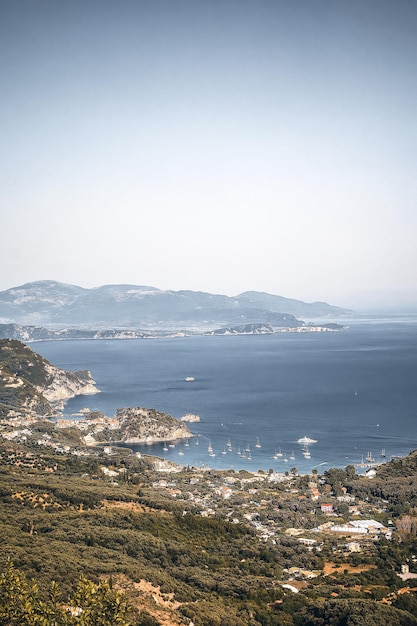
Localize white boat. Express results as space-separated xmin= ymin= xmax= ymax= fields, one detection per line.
xmin=226 ymin=438 xmax=232 ymax=449
xmin=381 ymin=448 xmax=386 ymax=458
xmin=162 ymin=442 xmax=168 ymax=451
xmin=274 ymin=447 xmax=283 ymax=458
xmin=208 ymin=442 xmax=215 ymax=457
xmin=290 ymin=451 xmax=295 ymax=460
xmin=297 ymin=436 xmax=318 ymax=445
xmin=168 ymin=442 xmax=175 ymax=448
xmin=178 ymin=448 xmax=184 ymax=456
xmin=221 ymin=448 xmax=227 ymax=455
xmin=185 ymin=376 xmax=195 ymax=382
xmin=303 ymin=447 xmax=311 ymax=459
xmin=366 ymin=451 xmax=375 ymax=463
xmin=184 ymin=440 xmax=190 ymax=447
xmin=255 ymin=437 xmax=261 ymax=448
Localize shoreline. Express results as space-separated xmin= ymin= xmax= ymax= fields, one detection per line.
xmin=91 ymin=439 xmax=390 ymax=478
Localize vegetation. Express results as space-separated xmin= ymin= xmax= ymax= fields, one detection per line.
xmin=1 ymin=441 xmax=417 ymax=625
xmin=0 ymin=561 xmax=132 ymax=625
xmin=0 ymin=339 xmax=95 ymax=418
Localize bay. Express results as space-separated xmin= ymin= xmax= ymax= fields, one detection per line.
xmin=33 ymin=317 xmax=417 ymax=474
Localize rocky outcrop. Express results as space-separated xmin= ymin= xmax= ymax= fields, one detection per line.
xmin=40 ymin=363 xmax=98 ymax=409
xmin=0 ymin=339 xmax=99 ymax=418
xmin=180 ymin=413 xmax=201 ymax=423
xmin=114 ymin=407 xmax=192 ymax=444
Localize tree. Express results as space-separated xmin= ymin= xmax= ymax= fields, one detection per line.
xmin=0 ymin=562 xmax=131 ymax=625
xmin=345 ymin=464 xmax=356 ymax=480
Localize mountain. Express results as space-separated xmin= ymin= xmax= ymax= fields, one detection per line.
xmin=0 ymin=338 xmax=98 ymax=418
xmin=0 ymin=281 xmax=352 ymax=329
xmin=236 ymin=291 xmax=352 ymax=317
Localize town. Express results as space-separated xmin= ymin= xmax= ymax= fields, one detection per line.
xmin=1 ymin=409 xmax=416 ymax=600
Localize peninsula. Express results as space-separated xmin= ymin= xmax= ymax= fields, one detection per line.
xmin=0 ymin=338 xmax=98 ymax=418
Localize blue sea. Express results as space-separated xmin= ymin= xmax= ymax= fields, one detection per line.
xmin=33 ymin=317 xmax=417 ymax=474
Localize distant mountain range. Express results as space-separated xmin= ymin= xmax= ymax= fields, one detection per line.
xmin=0 ymin=281 xmax=353 ymax=329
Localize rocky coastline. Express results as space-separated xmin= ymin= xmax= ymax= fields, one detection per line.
xmin=0 ymin=339 xmax=99 ymax=418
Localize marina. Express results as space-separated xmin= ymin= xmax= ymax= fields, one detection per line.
xmin=155 ymin=432 xmax=393 ymax=475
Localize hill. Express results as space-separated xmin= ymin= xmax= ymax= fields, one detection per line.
xmin=0 ymin=281 xmax=352 ymax=329
xmin=236 ymin=290 xmax=352 ymax=317
xmin=0 ymin=339 xmax=98 ymax=418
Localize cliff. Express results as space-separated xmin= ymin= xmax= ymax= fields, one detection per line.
xmin=0 ymin=339 xmax=99 ymax=418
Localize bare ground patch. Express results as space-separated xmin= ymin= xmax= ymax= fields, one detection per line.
xmin=323 ymin=562 xmax=377 ymax=575
xmin=112 ymin=574 xmax=188 ymax=626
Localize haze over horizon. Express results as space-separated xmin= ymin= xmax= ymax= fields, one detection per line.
xmin=1 ymin=1 xmax=417 ymax=313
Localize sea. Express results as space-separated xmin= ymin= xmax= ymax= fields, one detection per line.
xmin=33 ymin=316 xmax=417 ymax=475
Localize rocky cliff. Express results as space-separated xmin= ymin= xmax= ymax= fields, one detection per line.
xmin=0 ymin=339 xmax=99 ymax=418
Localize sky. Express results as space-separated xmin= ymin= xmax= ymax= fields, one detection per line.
xmin=1 ymin=0 xmax=416 ymax=312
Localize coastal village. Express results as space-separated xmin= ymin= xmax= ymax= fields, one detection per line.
xmin=0 ymin=406 xmax=414 ymax=591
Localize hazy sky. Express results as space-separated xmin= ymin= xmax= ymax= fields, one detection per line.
xmin=1 ymin=0 xmax=416 ymax=311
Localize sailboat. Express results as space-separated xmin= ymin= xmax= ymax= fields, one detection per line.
xmin=290 ymin=451 xmax=295 ymax=460
xmin=274 ymin=447 xmax=283 ymax=459
xmin=255 ymin=437 xmax=261 ymax=448
xmin=162 ymin=442 xmax=168 ymax=452
xmin=208 ymin=442 xmax=215 ymax=457
xmin=303 ymin=447 xmax=311 ymax=459
xmin=381 ymin=448 xmax=386 ymax=458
